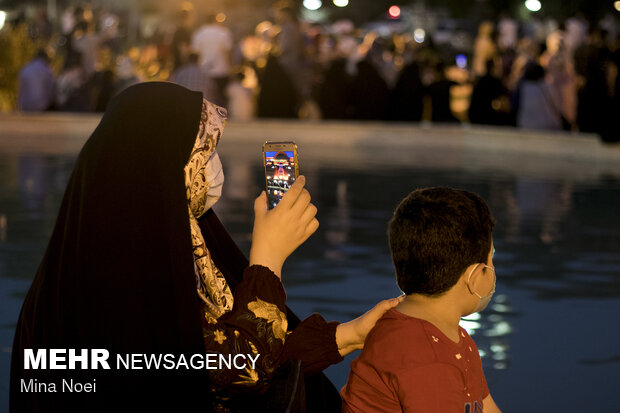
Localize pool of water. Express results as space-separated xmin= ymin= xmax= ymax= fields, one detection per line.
xmin=1 ymin=118 xmax=619 ymax=411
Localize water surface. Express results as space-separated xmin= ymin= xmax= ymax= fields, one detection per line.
xmin=1 ymin=123 xmax=619 ymax=411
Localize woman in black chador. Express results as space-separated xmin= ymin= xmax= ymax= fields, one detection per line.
xmin=10 ymin=82 xmax=398 ymax=412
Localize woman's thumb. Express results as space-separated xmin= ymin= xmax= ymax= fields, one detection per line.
xmin=254 ymin=191 xmax=268 ymax=217
xmin=375 ymin=296 xmax=402 ymax=313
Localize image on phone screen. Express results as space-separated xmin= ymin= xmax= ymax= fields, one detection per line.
xmin=264 ymin=150 xmax=296 ymax=209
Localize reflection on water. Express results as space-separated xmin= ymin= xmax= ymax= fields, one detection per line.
xmin=1 ymin=147 xmax=620 ymax=410
xmin=213 ymin=160 xmax=620 ymax=407
xmin=461 ymin=295 xmax=515 ymax=371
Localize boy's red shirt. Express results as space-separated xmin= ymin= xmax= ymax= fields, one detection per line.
xmin=341 ymin=308 xmax=490 ymax=412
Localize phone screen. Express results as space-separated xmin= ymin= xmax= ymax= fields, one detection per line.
xmin=264 ymin=150 xmax=297 ymax=209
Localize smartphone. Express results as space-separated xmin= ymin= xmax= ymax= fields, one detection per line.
xmin=263 ymin=141 xmax=299 ymax=209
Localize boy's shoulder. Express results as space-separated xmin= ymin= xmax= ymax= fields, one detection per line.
xmin=360 ymin=308 xmax=441 ymax=370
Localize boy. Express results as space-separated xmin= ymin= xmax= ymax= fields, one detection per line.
xmin=341 ymin=187 xmax=502 ymax=412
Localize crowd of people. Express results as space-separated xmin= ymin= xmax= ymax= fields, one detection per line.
xmin=4 ymin=2 xmax=620 ymax=140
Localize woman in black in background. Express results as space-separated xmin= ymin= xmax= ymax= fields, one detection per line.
xmin=428 ymin=60 xmax=459 ymax=123
xmin=389 ymin=61 xmax=424 ymax=122
xmin=10 ymin=82 xmax=398 ymax=412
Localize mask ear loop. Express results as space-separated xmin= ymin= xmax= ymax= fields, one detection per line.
xmin=483 ymin=264 xmax=496 ymax=296
xmin=466 ymin=263 xmax=483 ymax=298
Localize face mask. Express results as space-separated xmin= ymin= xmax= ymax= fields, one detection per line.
xmin=202 ymin=151 xmax=224 ymax=212
xmin=467 ymin=263 xmax=496 ymax=314
xmin=185 ymin=98 xmax=227 ymax=218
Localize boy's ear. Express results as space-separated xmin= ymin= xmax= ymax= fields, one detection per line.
xmin=462 ymin=263 xmax=483 ymax=295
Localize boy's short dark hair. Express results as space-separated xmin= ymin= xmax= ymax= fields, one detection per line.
xmin=388 ymin=187 xmax=494 ymax=296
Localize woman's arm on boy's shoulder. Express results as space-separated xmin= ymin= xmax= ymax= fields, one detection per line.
xmin=335 ymin=297 xmax=403 ymax=356
xmin=483 ymin=394 xmax=502 ymax=413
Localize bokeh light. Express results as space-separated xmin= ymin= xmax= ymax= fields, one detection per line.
xmin=413 ymin=28 xmax=425 ymax=43
xmin=0 ymin=11 xmax=6 ymax=31
xmin=303 ymin=0 xmax=322 ymax=11
xmin=388 ymin=5 xmax=401 ymax=19
xmin=456 ymin=54 xmax=467 ymax=69
xmin=615 ymin=1 xmax=620 ymax=11
xmin=333 ymin=0 xmax=349 ymax=7
xmin=525 ymin=0 xmax=542 ymax=12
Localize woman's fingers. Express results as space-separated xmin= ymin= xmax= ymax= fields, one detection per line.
xmin=300 ymin=203 xmax=319 ymax=238
xmin=374 ymin=296 xmax=403 ymax=313
xmin=305 ymin=217 xmax=319 ymax=239
xmin=277 ymin=175 xmax=306 ymax=209
xmin=335 ymin=295 xmax=403 ymax=356
xmin=249 ymin=175 xmax=318 ymax=278
xmin=300 ymin=203 xmax=318 ymax=225
xmin=357 ymin=296 xmax=403 ymax=334
xmin=291 ymin=189 xmax=312 ymax=215
xmin=363 ymin=298 xmax=397 ymax=323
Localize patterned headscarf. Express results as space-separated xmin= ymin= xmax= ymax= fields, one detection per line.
xmin=185 ymin=98 xmax=233 ymax=321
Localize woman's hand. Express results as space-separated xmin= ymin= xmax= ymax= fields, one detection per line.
xmin=335 ymin=296 xmax=404 ymax=356
xmin=249 ymin=176 xmax=319 ymax=278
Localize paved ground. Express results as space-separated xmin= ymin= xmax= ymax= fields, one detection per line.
xmin=2 ymin=112 xmax=619 ymax=181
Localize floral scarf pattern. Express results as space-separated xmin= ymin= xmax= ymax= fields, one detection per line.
xmin=185 ymin=98 xmax=233 ymax=320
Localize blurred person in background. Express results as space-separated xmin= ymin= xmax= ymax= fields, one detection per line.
xmin=517 ymin=63 xmax=562 ymax=131
xmin=506 ymin=38 xmax=540 ymax=92
xmin=564 ymin=14 xmax=588 ymax=58
xmin=428 ymin=60 xmax=459 ymax=123
xmin=469 ymin=59 xmax=512 ymax=126
xmin=29 ymin=7 xmax=53 ymax=42
xmin=71 ymin=19 xmax=101 ymax=77
xmin=318 ymin=32 xmax=357 ymax=119
xmin=17 ymin=49 xmax=55 ymax=112
xmin=91 ymin=69 xmax=115 ymax=112
xmin=99 ymin=10 xmax=122 ymax=56
xmin=55 ymin=52 xmax=90 ymax=112
xmin=497 ymin=14 xmax=518 ymax=53
xmin=225 ymin=67 xmax=256 ymax=121
xmin=257 ymin=51 xmax=300 ymax=118
xmin=496 ymin=14 xmax=518 ymax=81
xmin=171 ymin=52 xmax=217 ymax=103
xmin=191 ymin=12 xmax=233 ymax=107
xmin=473 ymin=21 xmax=497 ymax=78
xmin=389 ymin=40 xmax=424 ymax=122
xmin=540 ymin=25 xmax=577 ymax=130
xmin=301 ymin=27 xmax=331 ymax=120
xmin=350 ymin=35 xmax=390 ymax=121
xmin=376 ymin=37 xmax=399 ymax=90
xmin=252 ymin=15 xmax=299 ymax=118
xmin=114 ymin=55 xmax=141 ymax=96
xmin=605 ymin=35 xmax=620 ymax=142
xmin=507 ymin=38 xmax=540 ymax=119
xmin=87 ymin=44 xmax=118 ymax=112
xmin=574 ymin=27 xmax=612 ymax=135
xmin=273 ymin=0 xmax=308 ymax=102
xmin=171 ymin=2 xmax=195 ymax=71
xmin=60 ymin=6 xmax=76 ymax=36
